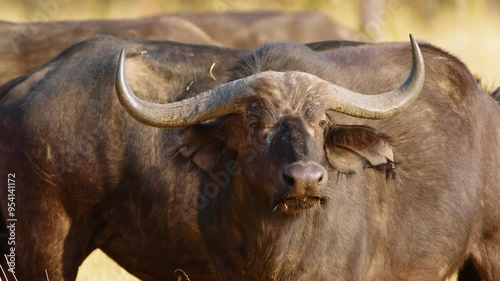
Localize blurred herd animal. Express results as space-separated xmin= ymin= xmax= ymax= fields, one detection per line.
xmin=173 ymin=10 xmax=367 ymax=48
xmin=0 ymin=16 xmax=221 ymax=85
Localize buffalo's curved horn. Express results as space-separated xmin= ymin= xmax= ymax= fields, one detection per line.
xmin=115 ymin=48 xmax=261 ymax=128
xmin=115 ymin=34 xmax=424 ymax=128
xmin=323 ymin=34 xmax=425 ymax=119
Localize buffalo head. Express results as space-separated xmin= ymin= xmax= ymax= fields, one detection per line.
xmin=115 ymin=35 xmax=424 ymax=216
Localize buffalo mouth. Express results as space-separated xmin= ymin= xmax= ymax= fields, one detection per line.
xmin=273 ymin=196 xmax=325 ymax=215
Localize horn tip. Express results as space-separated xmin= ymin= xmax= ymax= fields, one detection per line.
xmin=118 ymin=47 xmax=126 ymax=62
xmin=408 ymin=34 xmax=423 ymax=61
xmin=409 ymin=34 xmax=418 ymax=46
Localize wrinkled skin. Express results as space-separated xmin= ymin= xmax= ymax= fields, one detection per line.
xmin=0 ymin=15 xmax=221 ymax=85
xmin=1 ymin=35 xmax=499 ymax=280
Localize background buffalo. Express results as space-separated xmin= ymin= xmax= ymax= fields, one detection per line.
xmin=0 ymin=16 xmax=221 ymax=85
xmin=171 ymin=10 xmax=367 ymax=48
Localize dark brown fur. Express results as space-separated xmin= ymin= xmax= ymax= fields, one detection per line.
xmin=0 ymin=35 xmax=499 ymax=280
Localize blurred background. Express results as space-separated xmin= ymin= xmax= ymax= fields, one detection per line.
xmin=0 ymin=0 xmax=498 ymax=280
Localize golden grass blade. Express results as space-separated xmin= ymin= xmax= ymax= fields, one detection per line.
xmin=174 ymin=269 xmax=191 ymax=281
xmin=3 ymin=255 xmax=17 ymax=281
xmin=0 ymin=262 xmax=7 ymax=281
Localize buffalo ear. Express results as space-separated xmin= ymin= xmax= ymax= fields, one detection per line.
xmin=175 ymin=115 xmax=244 ymax=172
xmin=175 ymin=120 xmax=228 ymax=172
xmin=325 ymin=125 xmax=396 ymax=176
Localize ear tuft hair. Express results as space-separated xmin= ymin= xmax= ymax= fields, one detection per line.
xmin=325 ymin=124 xmax=396 ymax=177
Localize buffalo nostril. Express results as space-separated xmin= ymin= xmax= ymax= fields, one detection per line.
xmin=283 ymin=162 xmax=327 ymax=188
xmin=282 ymin=172 xmax=295 ymax=187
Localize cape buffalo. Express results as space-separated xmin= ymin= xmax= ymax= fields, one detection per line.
xmin=0 ymin=15 xmax=221 ymax=85
xmin=1 ymin=34 xmax=499 ymax=280
xmin=0 ymin=36 xmax=363 ymax=280
xmin=173 ymin=10 xmax=367 ymax=49
xmin=115 ymin=36 xmax=500 ymax=280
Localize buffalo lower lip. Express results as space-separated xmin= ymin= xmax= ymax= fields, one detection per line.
xmin=273 ymin=196 xmax=324 ymax=214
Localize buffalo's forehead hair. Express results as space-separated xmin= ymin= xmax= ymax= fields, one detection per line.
xmin=241 ymin=72 xmax=328 ymax=121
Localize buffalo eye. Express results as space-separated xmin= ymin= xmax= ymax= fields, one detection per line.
xmin=319 ymin=119 xmax=327 ymax=128
xmin=249 ymin=121 xmax=262 ymax=130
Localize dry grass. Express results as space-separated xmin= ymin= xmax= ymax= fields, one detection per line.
xmin=0 ymin=1 xmax=497 ymax=280
xmin=76 ymin=250 xmax=139 ymax=281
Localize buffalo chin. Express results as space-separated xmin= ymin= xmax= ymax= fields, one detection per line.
xmin=273 ymin=196 xmax=324 ymax=215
